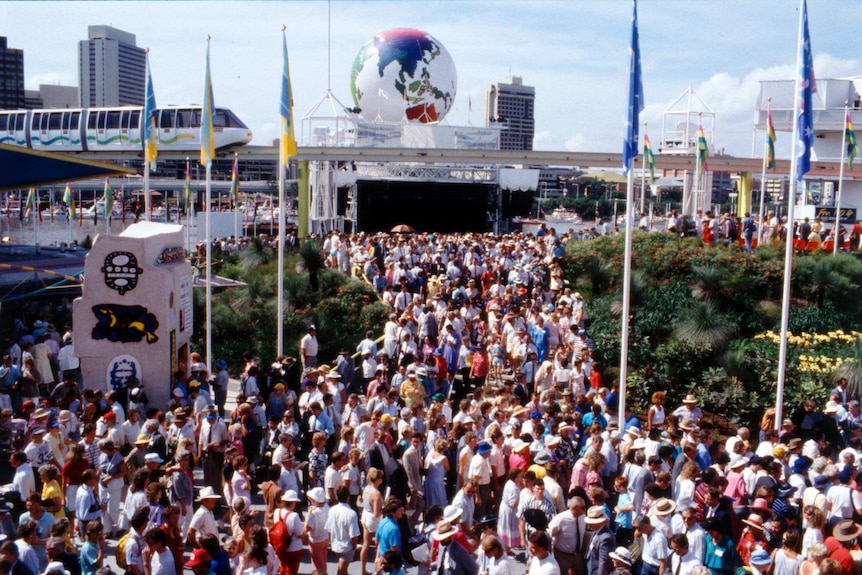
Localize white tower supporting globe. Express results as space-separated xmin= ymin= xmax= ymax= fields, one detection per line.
xmin=350 ymin=28 xmax=457 ymax=124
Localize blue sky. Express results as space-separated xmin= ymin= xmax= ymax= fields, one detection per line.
xmin=2 ymin=0 xmax=860 ymax=159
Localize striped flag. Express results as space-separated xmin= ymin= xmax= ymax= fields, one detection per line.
xmin=280 ymin=30 xmax=297 ymax=167
xmin=846 ymin=111 xmax=858 ymax=171
xmin=23 ymin=188 xmax=34 ymax=220
xmin=78 ymin=189 xmax=83 ymax=227
xmin=697 ymin=123 xmax=709 ymax=175
xmin=201 ymin=40 xmax=215 ymax=168
xmin=766 ymin=106 xmax=777 ymax=171
xmin=184 ymin=159 xmax=191 ymax=213
xmin=121 ymin=185 xmax=126 ymax=224
xmin=144 ymin=53 xmax=158 ymax=168
xmin=644 ymin=131 xmax=656 ymax=182
xmin=795 ymin=0 xmax=816 ymax=180
xmin=63 ymin=183 xmax=75 ymax=220
xmin=229 ymin=155 xmax=238 ymax=208
xmin=104 ymin=179 xmax=114 ymax=222
xmin=621 ymin=0 xmax=643 ymax=175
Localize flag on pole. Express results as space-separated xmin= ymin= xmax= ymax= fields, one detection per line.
xmin=121 ymin=185 xmax=126 ymax=224
xmin=280 ymin=31 xmax=297 ymax=167
xmin=622 ymin=0 xmax=643 ymax=175
xmin=697 ymin=123 xmax=709 ymax=175
xmin=184 ymin=159 xmax=191 ymax=213
xmin=846 ymin=110 xmax=857 ymax=171
xmin=104 ymin=179 xmax=114 ymax=221
xmin=63 ymin=183 xmax=75 ymax=219
xmin=644 ymin=131 xmax=656 ymax=182
xmin=796 ymin=0 xmax=816 ymax=181
xmin=78 ymin=189 xmax=83 ymax=227
xmin=144 ymin=54 xmax=158 ymax=168
xmin=766 ymin=105 xmax=777 ymax=171
xmin=201 ymin=40 xmax=215 ymax=168
xmin=23 ymin=188 xmax=34 ymax=220
xmin=229 ymin=155 xmax=238 ymax=208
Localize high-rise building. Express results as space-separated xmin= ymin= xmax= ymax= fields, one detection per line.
xmin=484 ymin=76 xmax=535 ymax=151
xmin=0 ymin=37 xmax=25 ymax=110
xmin=78 ymin=25 xmax=145 ymax=107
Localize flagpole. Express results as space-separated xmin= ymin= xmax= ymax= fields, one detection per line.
xmin=834 ymin=101 xmax=849 ymax=255
xmin=640 ymin=121 xmax=647 ymax=215
xmin=233 ymin=153 xmax=239 ymax=243
xmin=776 ymin=0 xmax=814 ymax=429
xmin=759 ymin=98 xmax=771 ymax=227
xmin=33 ymin=191 xmax=39 ymax=253
xmin=202 ymin=35 xmax=215 ymax=374
xmin=277 ymin=25 xmax=293 ymax=357
xmin=618 ymin=0 xmax=642 ymax=432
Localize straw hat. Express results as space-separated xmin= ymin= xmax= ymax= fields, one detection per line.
xmin=650 ymin=498 xmax=677 ymax=517
xmin=197 ymin=487 xmax=221 ymax=501
xmin=442 ymin=505 xmax=463 ymax=524
xmin=432 ymin=521 xmax=458 ymax=542
xmin=584 ymin=506 xmax=608 ymax=525
xmin=832 ymin=519 xmax=862 ymax=542
xmin=609 ymin=547 xmax=632 ymax=566
xmin=682 ymin=394 xmax=698 ymax=404
xmin=742 ymin=513 xmax=765 ymax=530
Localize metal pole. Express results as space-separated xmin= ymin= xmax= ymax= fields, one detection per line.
xmin=277 ymin=157 xmax=286 ymax=357
xmin=776 ymin=0 xmax=807 ymax=430
xmin=205 ymin=164 xmax=212 ymax=375
xmin=618 ymin=169 xmax=635 ymax=431
xmin=640 ymin=121 xmax=647 ymax=215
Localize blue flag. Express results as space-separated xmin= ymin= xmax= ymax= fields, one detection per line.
xmin=796 ymin=0 xmax=816 ymax=181
xmin=144 ymin=54 xmax=158 ymax=166
xmin=622 ymin=0 xmax=644 ymax=175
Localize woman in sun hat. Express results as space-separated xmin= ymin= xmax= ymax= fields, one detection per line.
xmin=736 ymin=513 xmax=770 ymax=567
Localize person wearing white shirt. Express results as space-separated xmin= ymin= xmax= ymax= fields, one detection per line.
xmin=143 ymin=528 xmax=177 ymax=575
xmin=10 ymin=452 xmax=35 ymax=500
xmin=324 ymin=486 xmax=361 ymax=575
xmin=548 ymin=497 xmax=586 ymax=575
xmin=668 ymin=533 xmax=702 ymax=575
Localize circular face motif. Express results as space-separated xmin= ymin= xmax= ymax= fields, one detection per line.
xmin=106 ymin=354 xmax=142 ymax=391
xmin=351 ymin=28 xmax=457 ymax=124
xmin=102 ymin=251 xmax=142 ymax=295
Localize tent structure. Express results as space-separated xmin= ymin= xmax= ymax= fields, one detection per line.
xmin=0 ymin=144 xmax=136 ymax=191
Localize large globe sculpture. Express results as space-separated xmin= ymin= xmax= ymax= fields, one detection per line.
xmin=350 ymin=28 xmax=457 ymax=123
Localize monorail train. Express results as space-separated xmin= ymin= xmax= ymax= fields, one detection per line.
xmin=0 ymin=105 xmax=253 ymax=153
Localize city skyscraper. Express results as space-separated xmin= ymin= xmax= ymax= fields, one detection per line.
xmin=0 ymin=37 xmax=25 ymax=110
xmin=484 ymin=76 xmax=535 ymax=151
xmin=78 ymin=25 xmax=146 ymax=107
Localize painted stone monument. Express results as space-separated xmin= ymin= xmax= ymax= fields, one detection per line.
xmin=73 ymin=222 xmax=193 ymax=408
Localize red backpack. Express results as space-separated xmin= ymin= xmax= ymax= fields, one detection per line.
xmin=269 ymin=511 xmax=294 ymax=559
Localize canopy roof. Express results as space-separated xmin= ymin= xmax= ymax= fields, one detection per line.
xmin=0 ymin=144 xmax=137 ymax=192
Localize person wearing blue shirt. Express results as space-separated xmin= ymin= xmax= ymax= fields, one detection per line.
xmin=308 ymin=402 xmax=334 ymax=438
xmin=374 ymin=498 xmax=405 ymax=558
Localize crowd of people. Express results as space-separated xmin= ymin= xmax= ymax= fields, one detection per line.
xmin=0 ymin=227 xmax=861 ymax=575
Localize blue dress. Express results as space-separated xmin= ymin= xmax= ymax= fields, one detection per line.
xmin=424 ymin=452 xmax=447 ymax=509
xmin=443 ymin=332 xmax=460 ymax=372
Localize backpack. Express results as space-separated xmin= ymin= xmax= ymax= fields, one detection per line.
xmin=269 ymin=512 xmax=293 ymax=560
xmin=116 ymin=532 xmax=133 ymax=570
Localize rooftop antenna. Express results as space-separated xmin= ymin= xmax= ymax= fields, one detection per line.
xmin=327 ymin=0 xmax=331 ymax=91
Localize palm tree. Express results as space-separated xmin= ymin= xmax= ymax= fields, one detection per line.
xmin=673 ymin=300 xmax=736 ymax=349
xmin=239 ymin=236 xmax=274 ymax=273
xmin=690 ymin=265 xmax=729 ymax=301
xmin=577 ymin=255 xmax=614 ymax=297
xmin=610 ymin=269 xmax=648 ymax=316
xmin=297 ymin=239 xmax=326 ymax=292
xmin=806 ymin=258 xmax=852 ymax=309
